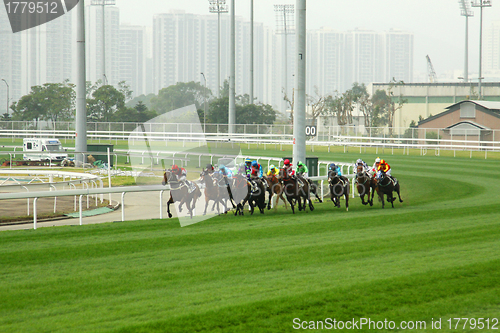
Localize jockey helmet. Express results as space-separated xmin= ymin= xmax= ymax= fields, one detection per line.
xmin=298 ymin=161 xmax=304 ymax=166
xmin=380 ymin=159 xmax=386 ymax=165
xmin=251 ymin=160 xmax=258 ymax=167
xmin=206 ymin=163 xmax=213 ymax=170
xmin=329 ymin=163 xmax=336 ymax=170
xmin=269 ymin=164 xmax=275 ymax=170
xmin=375 ymin=157 xmax=381 ymax=163
xmin=219 ymin=164 xmax=225 ymax=170
xmin=172 ymin=165 xmax=179 ymax=172
xmin=356 ymin=158 xmax=363 ymax=164
xmin=284 ymin=159 xmax=290 ymax=165
xmin=245 ymin=158 xmax=252 ymax=164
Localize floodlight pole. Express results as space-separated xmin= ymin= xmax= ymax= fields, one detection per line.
xmin=91 ymin=0 xmax=115 ymax=85
xmin=293 ymin=0 xmax=306 ymax=165
xmin=228 ymin=0 xmax=235 ymax=134
xmin=208 ymin=1 xmax=228 ymax=98
xmin=471 ymin=0 xmax=491 ymax=99
xmin=250 ymin=0 xmax=254 ymax=104
xmin=201 ymin=72 xmax=207 ymax=132
xmin=76 ymin=0 xmax=87 ymax=164
xmin=459 ymin=0 xmax=473 ymax=82
xmin=1 ymin=79 xmax=8 ymax=115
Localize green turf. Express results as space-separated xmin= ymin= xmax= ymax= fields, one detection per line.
xmin=1 ymin=147 xmax=500 ymax=332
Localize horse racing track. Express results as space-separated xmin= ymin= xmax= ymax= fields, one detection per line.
xmin=1 ymin=152 xmax=500 ymax=333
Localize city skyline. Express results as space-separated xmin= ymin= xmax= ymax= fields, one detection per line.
xmin=2 ymin=1 xmax=500 ymax=116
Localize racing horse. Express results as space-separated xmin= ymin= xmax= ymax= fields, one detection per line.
xmin=199 ymin=169 xmax=232 ymax=215
xmin=375 ymin=172 xmax=403 ymax=208
xmin=355 ymin=165 xmax=376 ymax=206
xmin=279 ymin=168 xmax=314 ymax=214
xmin=231 ymin=173 xmax=251 ymax=215
xmin=264 ymin=173 xmax=288 ymax=211
xmin=233 ymin=175 xmax=266 ymax=215
xmin=328 ymin=170 xmax=349 ymax=211
xmin=162 ymin=170 xmax=201 ymax=218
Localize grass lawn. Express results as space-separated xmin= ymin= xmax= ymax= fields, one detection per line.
xmin=1 ymin=146 xmax=500 ymax=332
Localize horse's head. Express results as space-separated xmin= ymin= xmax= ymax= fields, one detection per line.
xmin=356 ymin=165 xmax=364 ymax=177
xmin=164 ymin=170 xmax=179 ymax=184
xmin=278 ymin=168 xmax=288 ymax=181
xmin=328 ymin=170 xmax=338 ymax=180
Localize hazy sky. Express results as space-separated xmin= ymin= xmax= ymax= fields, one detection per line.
xmin=118 ymin=0 xmax=500 ymax=80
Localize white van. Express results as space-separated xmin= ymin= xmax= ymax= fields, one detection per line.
xmin=23 ymin=138 xmax=68 ymax=161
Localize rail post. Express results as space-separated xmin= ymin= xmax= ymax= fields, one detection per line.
xmin=33 ymin=197 xmax=38 ymax=229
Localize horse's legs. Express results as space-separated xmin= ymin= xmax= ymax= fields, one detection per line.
xmin=267 ymin=190 xmax=273 ymax=210
xmin=287 ymin=196 xmax=295 ymax=214
xmin=203 ymin=198 xmax=209 ymax=215
xmin=395 ymin=184 xmax=403 ymax=203
xmin=167 ymin=195 xmax=174 ymax=218
xmin=345 ymin=185 xmax=349 ymax=212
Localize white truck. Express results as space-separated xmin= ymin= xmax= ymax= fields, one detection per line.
xmin=23 ymin=138 xmax=68 ymax=161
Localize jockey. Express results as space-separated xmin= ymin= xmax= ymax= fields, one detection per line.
xmin=354 ymin=158 xmax=369 ymax=173
xmin=243 ymin=158 xmax=253 ymax=180
xmin=328 ymin=163 xmax=342 ymax=177
xmin=376 ymin=159 xmax=392 ymax=179
xmin=172 ymin=164 xmax=196 ymax=193
xmin=370 ymin=157 xmax=381 ymax=176
xmin=206 ymin=163 xmax=215 ymax=174
xmin=251 ymin=160 xmax=263 ymax=178
xmin=219 ymin=164 xmax=233 ymax=178
xmin=283 ymin=159 xmax=295 ymax=177
xmin=267 ymin=164 xmax=279 ymax=177
xmin=296 ymin=161 xmax=309 ymax=178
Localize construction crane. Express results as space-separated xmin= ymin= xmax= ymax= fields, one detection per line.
xmin=426 ymin=55 xmax=438 ymax=83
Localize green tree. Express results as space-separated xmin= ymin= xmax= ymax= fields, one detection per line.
xmin=11 ymin=82 xmax=75 ymax=126
xmin=207 ymin=96 xmax=276 ymax=125
xmin=151 ymin=81 xmax=212 ymax=114
xmin=87 ymin=85 xmax=125 ymax=122
xmin=125 ymin=93 xmax=156 ymax=110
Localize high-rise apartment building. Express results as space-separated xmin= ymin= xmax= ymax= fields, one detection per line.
xmin=0 ymin=9 xmax=21 ymax=115
xmin=384 ymin=29 xmax=413 ymax=83
xmin=85 ymin=4 xmax=120 ymax=86
xmin=120 ymin=25 xmax=145 ymax=97
xmin=484 ymin=21 xmax=500 ymax=76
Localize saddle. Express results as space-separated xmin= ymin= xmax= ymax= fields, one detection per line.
xmin=186 ymin=180 xmax=197 ymax=193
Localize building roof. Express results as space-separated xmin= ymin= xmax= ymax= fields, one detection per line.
xmin=418 ymin=100 xmax=500 ymax=126
xmin=445 ymin=100 xmax=500 ymax=111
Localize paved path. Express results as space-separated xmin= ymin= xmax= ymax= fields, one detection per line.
xmin=0 ymin=191 xmax=166 ymax=231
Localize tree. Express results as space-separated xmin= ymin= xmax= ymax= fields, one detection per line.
xmin=283 ymin=87 xmax=294 ymax=124
xmin=151 ymin=81 xmax=212 ymax=114
xmin=207 ymin=96 xmax=277 ymax=125
xmin=42 ymin=81 xmax=75 ymax=125
xmin=125 ymin=93 xmax=156 ymax=110
xmin=87 ymin=85 xmax=125 ymax=122
xmin=117 ymin=81 xmax=133 ymax=102
xmin=307 ymin=87 xmax=326 ymax=122
xmin=11 ymin=82 xmax=75 ymax=126
xmin=324 ymin=90 xmax=354 ymax=129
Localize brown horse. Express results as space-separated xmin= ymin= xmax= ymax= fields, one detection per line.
xmin=328 ymin=170 xmax=349 ymax=211
xmin=264 ymin=173 xmax=288 ymax=211
xmin=279 ymin=168 xmax=314 ymax=214
xmin=355 ymin=165 xmax=376 ymax=206
xmin=231 ymin=173 xmax=251 ymax=215
xmin=162 ymin=170 xmax=201 ymax=218
xmin=199 ymin=169 xmax=230 ymax=215
xmin=375 ymin=172 xmax=403 ymax=208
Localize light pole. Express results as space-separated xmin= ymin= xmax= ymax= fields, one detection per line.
xmin=201 ymin=73 xmax=207 ymax=132
xmin=459 ymin=0 xmax=473 ymax=82
xmin=1 ymin=79 xmax=9 ymax=116
xmin=250 ymin=0 xmax=254 ymax=104
xmin=208 ymin=0 xmax=228 ymax=98
xmin=274 ymin=5 xmax=295 ymax=114
xmin=471 ymin=0 xmax=492 ymax=99
xmin=91 ymin=0 xmax=116 ymax=85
